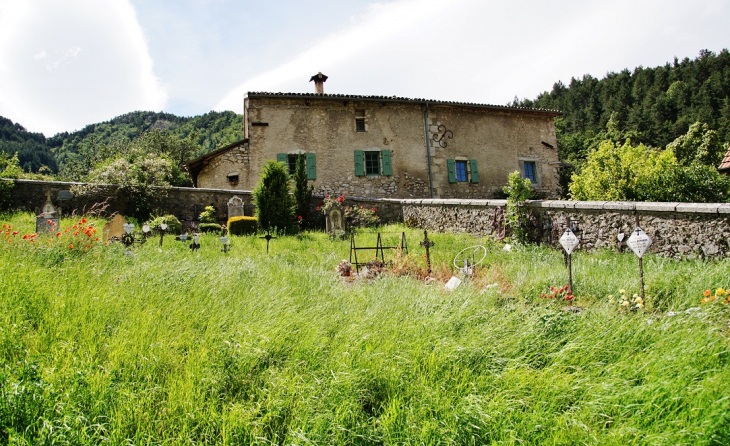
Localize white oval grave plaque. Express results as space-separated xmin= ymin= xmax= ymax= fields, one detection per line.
xmin=160 ymin=223 xmax=168 ymax=231
xmin=123 ymin=223 xmax=134 ymax=234
xmin=627 ymin=227 xmax=652 ymax=258
xmin=142 ymin=224 xmax=151 ymax=233
xmin=559 ymin=228 xmax=580 ymax=255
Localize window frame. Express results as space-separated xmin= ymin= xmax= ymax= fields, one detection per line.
xmin=364 ymin=151 xmax=380 ymax=176
xmin=355 ymin=109 xmax=367 ymax=132
xmin=454 ymin=160 xmax=468 ymax=182
xmin=518 ymin=159 xmax=540 ymax=186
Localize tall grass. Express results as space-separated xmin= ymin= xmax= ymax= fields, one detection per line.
xmin=1 ymin=212 xmax=729 ymax=445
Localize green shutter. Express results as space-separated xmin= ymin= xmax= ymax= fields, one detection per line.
xmin=276 ymin=153 xmax=286 ymax=164
xmin=447 ymin=159 xmax=456 ymax=183
xmin=354 ymin=150 xmax=365 ymax=176
xmin=306 ymin=153 xmax=316 ymax=180
xmin=381 ymin=150 xmax=392 ymax=176
xmin=469 ymin=159 xmax=479 ymax=183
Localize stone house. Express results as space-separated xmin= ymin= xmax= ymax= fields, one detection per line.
xmin=187 ymin=74 xmax=563 ymax=199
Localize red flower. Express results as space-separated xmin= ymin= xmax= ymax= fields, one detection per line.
xmin=297 ymin=215 xmax=302 ymax=221
xmin=566 ymin=295 xmax=574 ymax=300
xmin=22 ymin=234 xmax=28 ymax=239
xmin=95 ymin=237 xmax=99 ymax=241
xmin=338 ymin=197 xmax=344 ymax=202
xmin=47 ymin=220 xmax=52 ymax=224
xmin=56 ymin=232 xmax=61 ymax=237
xmin=69 ymin=244 xmax=73 ymax=249
xmin=11 ymin=231 xmax=18 ymax=236
xmin=81 ymin=218 xmax=87 ymax=223
xmin=325 ymin=195 xmax=329 ymax=199
xmin=541 ymin=293 xmax=547 ymax=298
xmin=372 ymin=208 xmax=376 ymax=212
xmin=315 ymin=207 xmax=320 ymax=211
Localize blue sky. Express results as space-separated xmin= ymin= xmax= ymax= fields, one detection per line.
xmin=1 ymin=0 xmax=728 ymax=136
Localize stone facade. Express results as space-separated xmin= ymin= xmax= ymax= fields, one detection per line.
xmin=192 ymin=93 xmax=562 ymax=199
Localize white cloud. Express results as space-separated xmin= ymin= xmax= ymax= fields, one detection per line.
xmin=0 ymin=0 xmax=167 ymax=135
xmin=215 ymin=0 xmax=729 ymax=113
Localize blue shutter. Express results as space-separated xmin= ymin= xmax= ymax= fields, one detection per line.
xmin=447 ymin=159 xmax=456 ymax=183
xmin=354 ymin=150 xmax=365 ymax=176
xmin=306 ymin=153 xmax=316 ymax=180
xmin=381 ymin=150 xmax=392 ymax=176
xmin=469 ymin=159 xmax=479 ymax=183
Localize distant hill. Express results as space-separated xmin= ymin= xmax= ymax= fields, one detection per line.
xmin=512 ymin=49 xmax=730 ymax=169
xmin=0 ymin=110 xmax=243 ymax=175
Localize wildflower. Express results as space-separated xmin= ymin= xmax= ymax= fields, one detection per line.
xmin=11 ymin=231 xmax=18 ymax=236
xmin=73 ymin=231 xmax=79 ymax=236
xmin=56 ymin=232 xmax=61 ymax=237
xmin=73 ymin=225 xmax=78 ymax=229
xmin=701 ymin=298 xmax=708 ymax=304
xmin=81 ymin=218 xmax=87 ymax=223
xmin=51 ymin=222 xmax=56 ymax=226
xmin=619 ymin=289 xmax=626 ymax=294
xmin=636 ymin=302 xmax=644 ymax=309
xmin=704 ymin=290 xmax=711 ymax=297
xmin=95 ymin=238 xmax=99 ymax=241
xmin=541 ymin=293 xmax=547 ymax=298
xmin=716 ymin=288 xmax=727 ymax=297
xmin=620 ymin=300 xmax=630 ymax=307
xmin=22 ymin=234 xmax=28 ymax=239
xmin=634 ymin=296 xmax=643 ymax=304
xmin=316 ymin=207 xmax=320 ymax=211
xmin=566 ymin=295 xmax=574 ymax=300
xmin=69 ymin=244 xmax=73 ymax=249
xmin=46 ymin=220 xmax=52 ymax=224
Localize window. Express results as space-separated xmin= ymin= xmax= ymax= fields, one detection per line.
xmin=447 ymin=159 xmax=478 ymax=183
xmin=286 ymin=155 xmax=298 ymax=175
xmin=365 ymin=152 xmax=380 ymax=175
xmin=227 ymin=173 xmax=239 ymax=186
xmin=277 ymin=153 xmax=317 ymax=180
xmin=455 ymin=161 xmax=468 ymax=182
xmin=520 ymin=160 xmax=538 ymax=184
xmin=355 ymin=150 xmax=392 ymax=176
xmin=355 ymin=109 xmax=366 ymax=132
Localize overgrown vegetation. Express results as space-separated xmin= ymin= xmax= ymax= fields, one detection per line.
xmin=503 ymin=171 xmax=533 ymax=244
xmin=293 ymin=154 xmax=313 ymax=228
xmin=1 ymin=212 xmax=729 ymax=444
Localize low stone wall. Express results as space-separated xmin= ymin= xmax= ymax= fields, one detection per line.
xmin=4 ymin=179 xmax=730 ymax=258
xmin=402 ymin=199 xmax=730 ymax=258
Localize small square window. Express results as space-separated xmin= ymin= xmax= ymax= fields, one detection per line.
xmin=355 ymin=109 xmax=366 ymax=132
xmin=227 ymin=174 xmax=239 ymax=186
xmin=365 ymin=151 xmax=380 ymax=175
xmin=455 ymin=161 xmax=468 ymax=182
xmin=523 ymin=161 xmax=537 ymax=183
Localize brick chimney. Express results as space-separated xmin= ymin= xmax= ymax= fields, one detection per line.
xmin=309 ymin=72 xmax=328 ymax=95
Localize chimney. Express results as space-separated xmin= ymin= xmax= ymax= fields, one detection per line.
xmin=309 ymin=72 xmax=328 ymax=95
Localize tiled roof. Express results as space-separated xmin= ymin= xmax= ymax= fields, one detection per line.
xmin=246 ymin=92 xmax=562 ymax=116
xmin=719 ymin=145 xmax=730 ymax=172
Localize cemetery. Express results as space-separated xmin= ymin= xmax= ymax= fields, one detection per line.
xmin=1 ymin=188 xmax=730 ymax=444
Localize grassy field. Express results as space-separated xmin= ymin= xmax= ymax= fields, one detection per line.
xmin=1 ymin=212 xmax=729 ymax=445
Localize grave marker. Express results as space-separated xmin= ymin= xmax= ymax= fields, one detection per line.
xmin=103 ymin=214 xmax=126 ymax=242
xmin=36 ymin=191 xmax=59 ymax=234
xmin=227 ymin=196 xmax=244 ymax=219
xmin=325 ymin=202 xmax=345 ymax=236
xmin=559 ymin=228 xmax=580 ymax=292
xmin=628 ymin=227 xmax=652 ymax=301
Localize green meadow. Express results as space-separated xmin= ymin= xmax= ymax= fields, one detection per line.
xmin=1 ymin=212 xmax=729 ymax=445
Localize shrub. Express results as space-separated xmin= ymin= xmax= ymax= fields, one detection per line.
xmin=146 ymin=214 xmax=182 ymax=235
xmin=199 ymin=206 xmax=217 ymax=224
xmin=293 ymin=154 xmax=314 ymax=228
xmin=228 ymin=216 xmax=257 ymax=235
xmin=0 ymin=152 xmax=22 ymax=211
xmin=503 ymin=171 xmax=532 ymax=244
xmin=198 ymin=223 xmax=222 ymax=233
xmin=253 ymin=160 xmax=295 ymax=234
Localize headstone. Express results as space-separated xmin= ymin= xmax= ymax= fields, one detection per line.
xmin=559 ymin=228 xmax=580 ymax=255
xmin=36 ymin=191 xmax=59 ymax=234
xmin=227 ymin=196 xmax=244 ymax=219
xmin=57 ymin=190 xmax=73 ymax=201
xmin=627 ymin=227 xmax=652 ymax=258
xmin=103 ymin=214 xmax=127 ymax=242
xmin=325 ymin=203 xmax=345 ymax=234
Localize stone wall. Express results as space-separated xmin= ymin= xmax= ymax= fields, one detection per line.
xmin=5 ymin=179 xmax=730 ymax=258
xmin=402 ymin=199 xmax=730 ymax=259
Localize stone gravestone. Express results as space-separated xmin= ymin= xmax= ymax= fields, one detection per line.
xmin=227 ymin=196 xmax=244 ymax=219
xmin=36 ymin=191 xmax=59 ymax=234
xmin=325 ymin=202 xmax=346 ymax=235
xmin=102 ymin=214 xmax=127 ymax=242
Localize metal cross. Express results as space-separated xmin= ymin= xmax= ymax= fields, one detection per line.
xmin=260 ymin=232 xmax=277 ymax=253
xmin=419 ymin=229 xmax=435 ymax=274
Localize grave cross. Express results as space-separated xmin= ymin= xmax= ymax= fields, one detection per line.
xmin=159 ymin=223 xmax=167 ymax=247
xmin=189 ymin=234 xmax=200 ymax=252
xmin=260 ymin=232 xmax=276 ymax=253
xmin=419 ymin=229 xmax=435 ymax=275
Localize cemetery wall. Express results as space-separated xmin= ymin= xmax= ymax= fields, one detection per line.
xmin=401 ymin=199 xmax=730 ymax=258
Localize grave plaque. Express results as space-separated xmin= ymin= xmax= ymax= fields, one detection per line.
xmin=627 ymin=227 xmax=652 ymax=258
xmin=36 ymin=192 xmax=59 ymax=234
xmin=103 ymin=214 xmax=127 ymax=242
xmin=325 ymin=203 xmax=345 ymax=235
xmin=227 ymin=196 xmax=244 ymax=219
xmin=559 ymin=228 xmax=579 ymax=255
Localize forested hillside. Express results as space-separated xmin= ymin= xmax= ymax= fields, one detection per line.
xmin=514 ymin=49 xmax=730 ymax=171
xmin=0 ymin=110 xmax=243 ymax=176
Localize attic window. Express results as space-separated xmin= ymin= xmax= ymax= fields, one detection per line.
xmin=227 ymin=173 xmax=239 ymax=186
xmin=355 ymin=109 xmax=366 ymax=132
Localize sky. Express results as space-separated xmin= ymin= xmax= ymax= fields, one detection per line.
xmin=0 ymin=0 xmax=728 ymax=136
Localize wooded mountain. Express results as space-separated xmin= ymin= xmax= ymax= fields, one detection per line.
xmin=513 ymin=49 xmax=730 ymax=170
xmin=0 ymin=111 xmax=243 ymax=175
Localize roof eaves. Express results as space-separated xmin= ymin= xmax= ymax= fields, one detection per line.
xmin=245 ymin=92 xmax=562 ymax=116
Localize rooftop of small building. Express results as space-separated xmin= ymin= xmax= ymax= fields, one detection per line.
xmin=719 ymin=145 xmax=730 ymax=172
xmin=245 ymin=91 xmax=562 ymax=116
